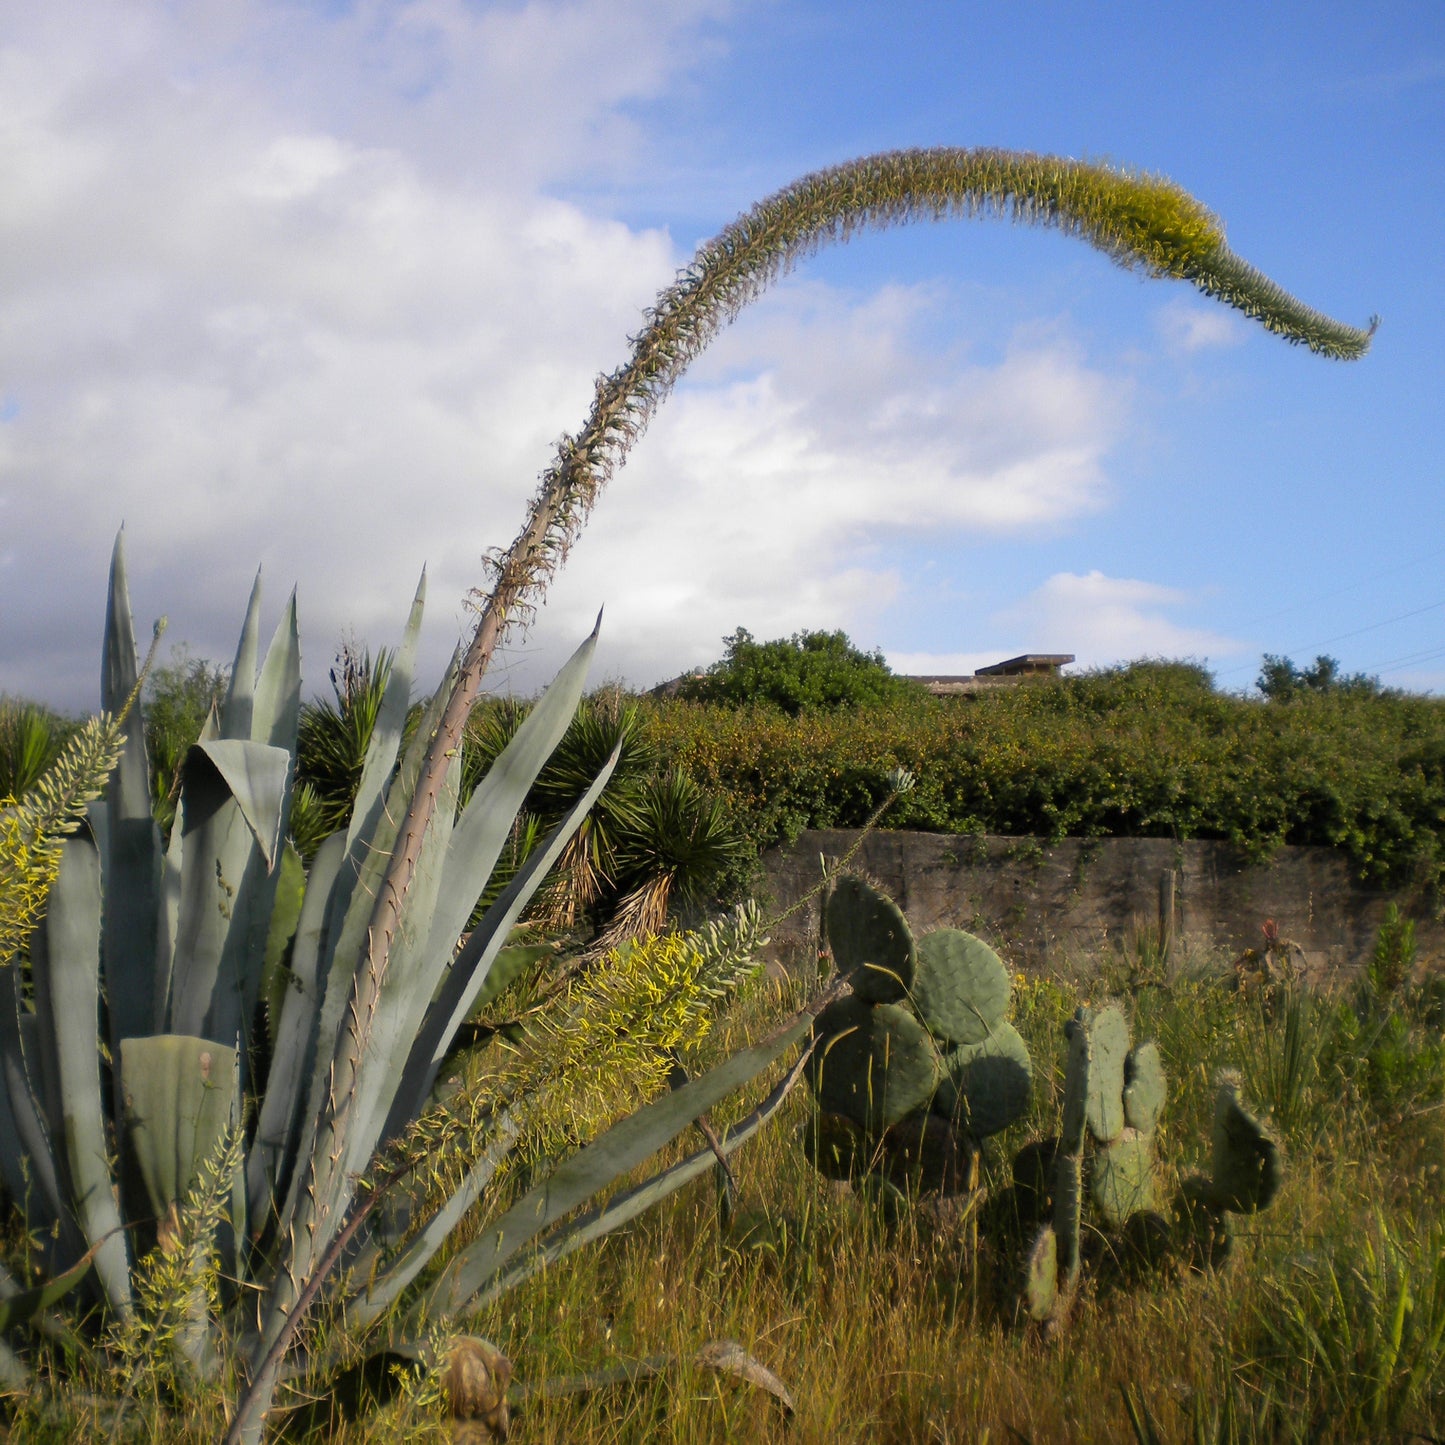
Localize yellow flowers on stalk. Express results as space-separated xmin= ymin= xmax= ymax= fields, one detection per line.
xmin=0 ymin=711 xmax=128 ymax=968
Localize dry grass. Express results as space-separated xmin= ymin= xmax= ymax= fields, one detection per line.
xmin=5 ymin=945 xmax=1444 ymax=1444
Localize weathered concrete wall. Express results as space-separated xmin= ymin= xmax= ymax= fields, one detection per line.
xmin=757 ymin=830 xmax=1444 ymax=978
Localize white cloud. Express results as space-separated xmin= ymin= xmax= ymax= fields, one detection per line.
xmin=992 ymin=571 xmax=1245 ymax=668
xmin=1154 ymin=297 xmax=1244 ymax=354
xmin=0 ymin=0 xmax=1137 ymax=709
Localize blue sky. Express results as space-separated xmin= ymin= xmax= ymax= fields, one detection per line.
xmin=1 ymin=1 xmax=1441 ymax=708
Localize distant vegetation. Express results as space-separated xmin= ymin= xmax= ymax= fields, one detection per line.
xmin=644 ymin=641 xmax=1445 ymax=893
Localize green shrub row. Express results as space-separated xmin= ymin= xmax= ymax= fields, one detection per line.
xmin=640 ymin=661 xmax=1445 ymax=889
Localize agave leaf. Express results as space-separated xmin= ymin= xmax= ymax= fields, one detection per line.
xmin=165 ymin=740 xmax=289 ymax=1052
xmin=259 ymin=841 xmax=307 ymax=1043
xmin=100 ymin=530 xmax=164 ymax=1050
xmin=0 ymin=1242 xmax=103 ymax=1335
xmin=340 ymin=745 xmax=462 ymax=1184
xmin=0 ymin=971 xmax=66 ymax=1229
xmin=348 ymin=1110 xmax=521 ymax=1328
xmin=29 ymin=831 xmax=132 ymax=1315
xmin=382 ymin=750 xmax=619 ymax=1142
xmin=344 ymin=571 xmax=426 ymax=862
xmin=221 ymin=570 xmax=263 ymax=741
xmin=419 ymin=617 xmax=602 ymax=980
xmin=414 ymin=995 xmax=824 ymax=1321
xmin=193 ymin=739 xmax=290 ymax=872
xmin=251 ymin=590 xmax=301 ymax=754
xmin=246 ymin=831 xmax=345 ymax=1227
xmin=276 ymin=648 xmax=460 ymax=1246
xmin=120 ymin=1035 xmax=239 ymax=1220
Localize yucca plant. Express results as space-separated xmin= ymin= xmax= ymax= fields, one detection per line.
xmin=2 ymin=148 xmax=1369 ymax=1440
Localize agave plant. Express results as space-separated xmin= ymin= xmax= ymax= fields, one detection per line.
xmin=0 ymin=535 xmax=842 ymax=1438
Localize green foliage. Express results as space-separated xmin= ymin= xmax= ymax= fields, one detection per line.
xmin=1257 ymin=652 xmax=1381 ymax=701
xmin=1369 ymin=902 xmax=1417 ymax=1000
xmin=0 ymin=699 xmax=77 ymax=799
xmin=681 ymin=628 xmax=923 ymax=716
xmin=642 ymin=658 xmax=1445 ymax=888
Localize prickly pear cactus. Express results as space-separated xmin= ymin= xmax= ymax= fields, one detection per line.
xmin=1020 ymin=1011 xmax=1284 ymax=1325
xmin=804 ymin=875 xmax=1032 ymax=1203
xmin=1022 ymin=1002 xmax=1169 ymax=1322
xmin=1173 ymin=1072 xmax=1283 ymax=1270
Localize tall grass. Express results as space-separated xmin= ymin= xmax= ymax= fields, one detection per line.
xmin=4 ymin=951 xmax=1443 ymax=1443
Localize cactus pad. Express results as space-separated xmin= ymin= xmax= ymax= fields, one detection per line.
xmin=1175 ymin=1173 xmax=1233 ymax=1270
xmin=1208 ymin=1077 xmax=1282 ymax=1213
xmin=1024 ymin=1225 xmax=1059 ymax=1321
xmin=934 ymin=1019 xmax=1032 ymax=1139
xmin=1080 ymin=1005 xmax=1129 ymax=1143
xmin=806 ymin=997 xmax=941 ymax=1133
xmin=1090 ymin=1128 xmax=1156 ymax=1227
xmin=911 ymin=928 xmax=1010 ymax=1045
xmin=1060 ymin=1017 xmax=1092 ymax=1152
xmin=1122 ymin=1041 xmax=1167 ymax=1135
xmin=1053 ymin=1148 xmax=1084 ymax=1281
xmin=825 ymin=875 xmax=916 ymax=1003
xmin=802 ymin=1111 xmax=869 ymax=1181
xmin=879 ymin=1111 xmax=976 ymax=1196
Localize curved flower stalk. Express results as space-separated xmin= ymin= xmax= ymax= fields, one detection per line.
xmin=373 ymin=147 xmax=1373 ymax=1091
xmin=253 ymin=145 xmax=1370 ymax=1438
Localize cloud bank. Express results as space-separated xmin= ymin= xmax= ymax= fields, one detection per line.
xmin=2 ymin=0 xmax=1169 ymax=709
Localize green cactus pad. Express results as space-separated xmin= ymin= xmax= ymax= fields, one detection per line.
xmin=806 ymin=997 xmax=941 ymax=1133
xmin=1024 ymin=1225 xmax=1059 ymax=1321
xmin=934 ymin=1020 xmax=1032 ymax=1139
xmin=825 ymin=875 xmax=916 ymax=1003
xmin=1122 ymin=1041 xmax=1167 ymax=1135
xmin=911 ymin=928 xmax=1010 ymax=1045
xmin=1175 ymin=1173 xmax=1233 ymax=1271
xmin=1053 ymin=1148 xmax=1084 ymax=1282
xmin=1090 ymin=1128 xmax=1156 ymax=1227
xmin=879 ymin=1111 xmax=977 ymax=1196
xmin=1011 ymin=1137 xmax=1060 ymax=1224
xmin=1060 ymin=1017 xmax=1092 ymax=1153
xmin=1208 ymin=1077 xmax=1283 ymax=1214
xmin=802 ymin=1112 xmax=869 ymax=1181
xmin=1080 ymin=1004 xmax=1129 ymax=1143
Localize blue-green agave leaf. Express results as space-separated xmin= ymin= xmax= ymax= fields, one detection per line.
xmin=246 ymin=831 xmax=345 ymax=1227
xmin=415 ymin=1001 xmax=817 ymax=1320
xmin=166 ymin=740 xmax=289 ymax=1050
xmin=465 ymin=1047 xmax=809 ymax=1315
xmin=100 ymin=529 xmax=164 ymax=1050
xmin=250 ymin=590 xmax=301 ymax=754
xmin=383 ymin=748 xmax=618 ymax=1140
xmin=29 ymin=832 xmax=132 ymax=1316
xmin=221 ymin=570 xmax=263 ymax=741
xmin=0 ymin=1242 xmax=103 ymax=1337
xmin=120 ymin=1035 xmax=239 ymax=1220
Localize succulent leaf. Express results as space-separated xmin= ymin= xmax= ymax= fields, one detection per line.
xmin=1208 ymin=1076 xmax=1283 ymax=1213
xmin=806 ymin=996 xmax=941 ymax=1133
xmin=1122 ymin=1040 xmax=1167 ymax=1135
xmin=1090 ymin=1127 xmax=1156 ymax=1228
xmin=911 ymin=928 xmax=1010 ymax=1046
xmin=825 ymin=874 xmax=915 ymax=1003
xmin=934 ymin=1018 xmax=1032 ymax=1139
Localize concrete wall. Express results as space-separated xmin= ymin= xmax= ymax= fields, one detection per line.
xmin=757 ymin=830 xmax=1444 ymax=979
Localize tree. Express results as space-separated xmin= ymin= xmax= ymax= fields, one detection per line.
xmin=1257 ymin=653 xmax=1381 ymax=701
xmin=683 ymin=627 xmax=922 ymax=714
